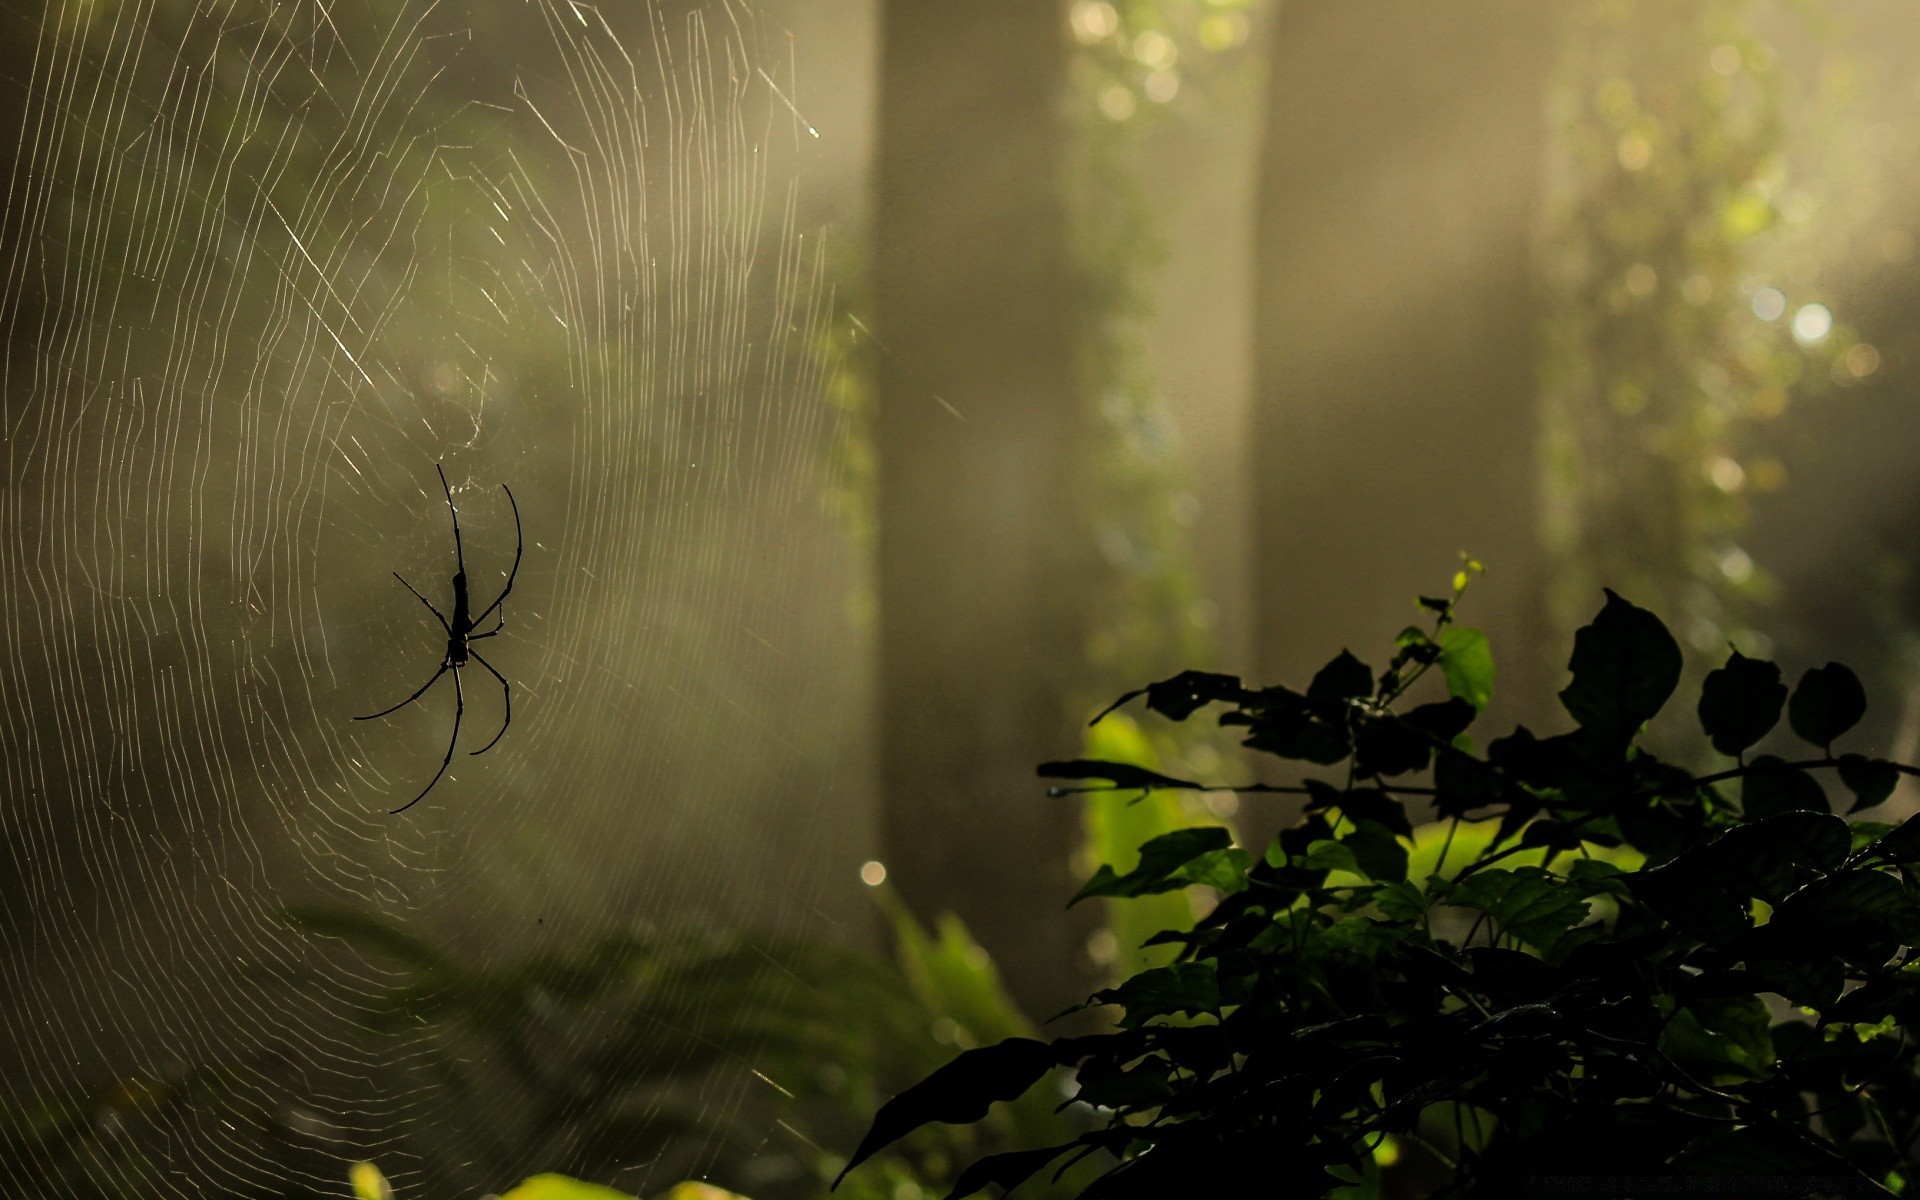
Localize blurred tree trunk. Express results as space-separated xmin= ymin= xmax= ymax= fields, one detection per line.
xmin=1252 ymin=0 xmax=1561 ymax=729
xmin=872 ymin=3 xmax=1094 ymax=1017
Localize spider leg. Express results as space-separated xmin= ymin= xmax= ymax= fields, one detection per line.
xmin=466 ymin=650 xmax=511 ymax=756
xmin=356 ymin=662 xmax=449 ymax=721
xmin=393 ymin=573 xmax=452 ymax=635
xmin=438 ymin=463 xmax=466 ymax=581
xmin=392 ymin=664 xmax=463 ymax=815
xmin=470 ymin=483 xmax=522 ymax=628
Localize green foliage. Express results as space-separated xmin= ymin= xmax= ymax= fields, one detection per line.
xmin=844 ymin=586 xmax=1920 ymax=1197
xmin=7 ymin=897 xmax=1081 ymax=1200
xmin=1542 ymin=0 xmax=1870 ymax=657
xmin=349 ymin=1162 xmax=755 ymax=1200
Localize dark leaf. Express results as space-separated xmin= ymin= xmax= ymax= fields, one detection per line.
xmin=1088 ymin=670 xmax=1245 ymax=725
xmin=1744 ymin=958 xmax=1847 ymax=1010
xmin=1837 ymin=754 xmax=1899 ymax=814
xmin=1308 ymin=650 xmax=1374 ymax=703
xmin=1557 ymin=590 xmax=1682 ymax=742
xmin=1342 ymin=821 xmax=1409 ymax=884
xmin=1697 ymin=649 xmax=1786 ymax=758
xmin=1740 ymin=755 xmax=1828 ymax=819
xmin=1746 ymin=869 xmax=1920 ymax=965
xmin=1037 ymin=759 xmax=1204 ymax=794
xmin=1237 ymin=708 xmax=1350 ymax=764
xmin=1704 ymin=811 xmax=1851 ymax=900
xmin=1072 ymin=1057 xmax=1175 ymax=1111
xmin=1353 ymin=714 xmax=1432 ymax=777
xmin=1433 ymin=745 xmax=1507 ymax=819
xmin=1629 ymin=869 xmax=1749 ymax=947
xmin=1519 ymin=820 xmax=1587 ymax=854
xmin=835 ymin=1038 xmax=1060 ymax=1184
xmin=1669 ymin=1125 xmax=1863 ymax=1175
xmin=945 ymin=1142 xmax=1083 ymax=1200
xmin=1404 ymin=698 xmax=1478 ymax=743
xmin=1331 ymin=787 xmax=1414 ymax=838
xmin=1787 ymin=662 xmax=1866 ymax=749
xmin=1863 ymin=812 xmax=1920 ymax=864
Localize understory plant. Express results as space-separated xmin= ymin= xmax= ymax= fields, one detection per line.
xmin=840 ymin=581 xmax=1920 ymax=1197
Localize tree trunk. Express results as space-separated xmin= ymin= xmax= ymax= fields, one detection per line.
xmin=1252 ymin=0 xmax=1560 ymax=726
xmin=872 ymin=1 xmax=1094 ymax=1017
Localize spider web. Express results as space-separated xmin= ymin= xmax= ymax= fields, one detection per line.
xmin=0 ymin=1 xmax=862 ymax=1194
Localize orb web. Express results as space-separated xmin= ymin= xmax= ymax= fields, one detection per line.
xmin=0 ymin=1 xmax=860 ymax=1194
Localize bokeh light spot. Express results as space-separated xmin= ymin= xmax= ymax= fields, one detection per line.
xmin=1198 ymin=13 xmax=1249 ymax=51
xmin=1616 ymin=132 xmax=1651 ymax=171
xmin=1070 ymin=0 xmax=1119 ymax=43
xmin=859 ymin=860 xmax=887 ymax=886
xmin=1099 ymin=84 xmax=1137 ymax=122
xmin=1750 ymin=287 xmax=1787 ymax=322
xmin=1791 ymin=303 xmax=1833 ymax=345
xmin=1132 ymin=30 xmax=1176 ymax=70
xmin=1718 ymin=546 xmax=1754 ymax=584
xmin=1706 ymin=456 xmax=1745 ymax=493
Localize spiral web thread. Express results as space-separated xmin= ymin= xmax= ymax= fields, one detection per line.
xmin=0 ymin=1 xmax=855 ymax=1193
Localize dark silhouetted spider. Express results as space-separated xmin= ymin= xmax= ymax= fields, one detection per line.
xmin=358 ymin=464 xmax=521 ymax=813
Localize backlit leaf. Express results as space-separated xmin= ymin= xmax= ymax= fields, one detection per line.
xmin=1697 ymin=649 xmax=1785 ymax=758
xmin=1787 ymin=662 xmax=1866 ymax=749
xmin=1439 ymin=626 xmax=1495 ymax=712
xmin=1558 ymin=590 xmax=1681 ymax=742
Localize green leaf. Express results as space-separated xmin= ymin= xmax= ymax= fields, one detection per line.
xmin=1305 ymin=839 xmax=1361 ymax=877
xmin=1697 ymin=649 xmax=1786 ymax=758
xmin=1178 ymin=848 xmax=1254 ymax=893
xmin=1787 ymin=662 xmax=1866 ymax=749
xmin=1658 ymin=996 xmax=1774 ymax=1083
xmin=835 ymin=1038 xmax=1061 ymax=1185
xmin=498 ymin=1176 xmax=638 ymax=1200
xmin=1374 ymin=880 xmax=1429 ymax=922
xmin=1093 ymin=963 xmax=1221 ymax=1027
xmin=1558 ymin=590 xmax=1682 ymax=742
xmin=1838 ymin=755 xmax=1899 ymax=814
xmin=1446 ymin=868 xmax=1592 ymax=952
xmin=1309 ymin=650 xmax=1374 ymax=703
xmin=1343 ymin=822 xmax=1409 ymax=884
xmin=349 ymin=1164 xmax=395 ymax=1200
xmin=1438 ymin=626 xmax=1495 ymax=712
xmin=1071 ymin=826 xmax=1234 ymax=905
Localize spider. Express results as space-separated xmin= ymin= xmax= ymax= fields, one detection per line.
xmin=358 ymin=464 xmax=521 ymax=813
